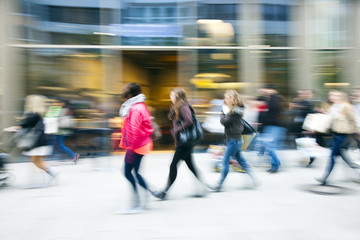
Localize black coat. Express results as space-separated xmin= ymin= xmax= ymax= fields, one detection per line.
xmin=169 ymin=103 xmax=194 ymax=147
xmin=263 ymin=94 xmax=286 ymax=127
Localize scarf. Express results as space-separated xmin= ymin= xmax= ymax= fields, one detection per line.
xmin=119 ymin=94 xmax=146 ymax=117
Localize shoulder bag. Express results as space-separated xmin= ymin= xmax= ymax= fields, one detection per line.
xmin=15 ymin=120 xmax=42 ymax=151
xmin=178 ymin=109 xmax=203 ymax=146
xmin=242 ymin=119 xmax=257 ymax=135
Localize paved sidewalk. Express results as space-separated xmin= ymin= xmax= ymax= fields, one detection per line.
xmin=1 ymin=150 xmax=360 ymax=240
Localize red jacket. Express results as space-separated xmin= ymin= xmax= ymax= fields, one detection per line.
xmin=119 ymin=103 xmax=153 ymax=151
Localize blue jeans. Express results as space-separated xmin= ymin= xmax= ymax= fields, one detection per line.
xmin=259 ymin=126 xmax=286 ymax=171
xmin=56 ymin=135 xmax=76 ymax=159
xmin=219 ymin=138 xmax=254 ymax=187
xmin=322 ymin=133 xmax=355 ymax=181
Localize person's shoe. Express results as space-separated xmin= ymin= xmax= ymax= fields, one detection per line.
xmin=72 ymin=153 xmax=80 ymax=164
xmin=251 ymin=178 xmax=260 ymax=189
xmin=117 ymin=206 xmax=144 ymax=215
xmin=309 ymin=156 xmax=316 ymax=164
xmin=211 ymin=185 xmax=222 ymax=192
xmin=268 ymin=168 xmax=278 ymax=173
xmin=205 ymin=183 xmax=219 ymax=192
xmin=315 ymin=177 xmax=327 ymax=185
xmin=153 ymin=191 xmax=167 ymax=200
xmin=49 ymin=172 xmax=59 ymax=185
xmin=352 ymin=178 xmax=360 ymax=184
xmin=350 ymin=163 xmax=360 ymax=169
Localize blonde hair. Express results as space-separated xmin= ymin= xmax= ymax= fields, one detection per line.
xmin=171 ymin=88 xmax=188 ymax=120
xmin=224 ymin=90 xmax=244 ymax=113
xmin=24 ymin=94 xmax=48 ymax=117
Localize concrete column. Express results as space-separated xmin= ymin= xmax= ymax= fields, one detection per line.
xmin=290 ymin=1 xmax=313 ymax=91
xmin=347 ymin=0 xmax=360 ymax=88
xmin=240 ymin=1 xmax=264 ymax=95
xmin=1 ymin=0 xmax=26 ymax=132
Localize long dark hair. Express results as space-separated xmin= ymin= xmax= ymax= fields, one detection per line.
xmin=171 ymin=88 xmax=188 ymax=120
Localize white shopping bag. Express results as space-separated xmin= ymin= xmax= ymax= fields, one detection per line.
xmin=43 ymin=117 xmax=59 ymax=134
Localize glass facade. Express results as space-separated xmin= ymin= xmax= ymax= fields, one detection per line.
xmin=1 ymin=0 xmax=360 ymax=152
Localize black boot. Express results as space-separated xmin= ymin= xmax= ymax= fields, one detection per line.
xmin=307 ymin=157 xmax=316 ymax=167
xmin=152 ymin=190 xmax=167 ymax=200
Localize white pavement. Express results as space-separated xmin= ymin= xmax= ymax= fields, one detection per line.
xmin=1 ymin=150 xmax=360 ymax=240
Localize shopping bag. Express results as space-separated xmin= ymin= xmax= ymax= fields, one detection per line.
xmin=44 ymin=117 xmax=59 ymax=134
xmin=302 ymin=113 xmax=331 ymax=133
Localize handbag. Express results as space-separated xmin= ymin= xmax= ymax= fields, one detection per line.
xmin=178 ymin=109 xmax=203 ymax=146
xmin=242 ymin=119 xmax=257 ymax=135
xmin=151 ymin=121 xmax=162 ymax=140
xmin=302 ymin=113 xmax=331 ymax=133
xmin=15 ymin=121 xmax=42 ymax=151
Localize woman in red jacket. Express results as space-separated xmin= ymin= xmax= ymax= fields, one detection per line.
xmin=119 ymin=82 xmax=154 ymax=213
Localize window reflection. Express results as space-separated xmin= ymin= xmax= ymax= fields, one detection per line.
xmin=2 ymin=0 xmax=360 ymax=152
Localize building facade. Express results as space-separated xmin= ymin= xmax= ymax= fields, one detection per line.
xmin=1 ymin=0 xmax=359 ymax=150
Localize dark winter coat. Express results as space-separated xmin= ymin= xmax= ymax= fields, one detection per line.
xmin=220 ymin=106 xmax=244 ymax=140
xmin=263 ymin=94 xmax=286 ymax=127
xmin=169 ymin=103 xmax=194 ymax=147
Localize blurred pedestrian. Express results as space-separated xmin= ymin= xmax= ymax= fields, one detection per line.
xmin=214 ymin=90 xmax=257 ymax=191
xmin=290 ymin=89 xmax=318 ymax=166
xmin=46 ymin=99 xmax=79 ymax=163
xmin=290 ymin=89 xmax=316 ymax=139
xmin=56 ymin=100 xmax=79 ymax=163
xmin=316 ymin=90 xmax=360 ymax=185
xmin=349 ymin=88 xmax=360 ymax=153
xmin=19 ymin=95 xmax=56 ymax=185
xmin=119 ymin=82 xmax=154 ymax=213
xmin=258 ymin=84 xmax=287 ymax=173
xmin=153 ymin=88 xmax=208 ymax=200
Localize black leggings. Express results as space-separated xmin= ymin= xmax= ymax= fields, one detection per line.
xmin=124 ymin=150 xmax=148 ymax=194
xmin=165 ymin=145 xmax=200 ymax=191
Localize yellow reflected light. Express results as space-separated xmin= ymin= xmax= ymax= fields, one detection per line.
xmin=324 ymin=83 xmax=350 ymax=86
xmin=210 ymin=53 xmax=233 ymax=60
xmin=216 ymin=65 xmax=237 ymax=69
xmin=194 ymin=73 xmax=231 ymax=78
xmin=191 ymin=80 xmax=255 ymax=89
xmin=190 ymin=78 xmax=213 ymax=85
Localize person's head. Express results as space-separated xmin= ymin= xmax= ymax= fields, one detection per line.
xmin=24 ymin=94 xmax=48 ymax=116
xmin=170 ymin=88 xmax=187 ymax=105
xmin=297 ymin=89 xmax=314 ymax=100
xmin=170 ymin=88 xmax=188 ymax=120
xmin=264 ymin=83 xmax=277 ymax=95
xmin=328 ymin=90 xmax=349 ymax=104
xmin=224 ymin=90 xmax=244 ymax=112
xmin=122 ymin=82 xmax=142 ymax=100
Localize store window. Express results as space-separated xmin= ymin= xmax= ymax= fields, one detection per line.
xmin=310 ymin=50 xmax=347 ymax=98
xmin=308 ymin=0 xmax=352 ymax=48
xmin=262 ymin=3 xmax=292 ymax=47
